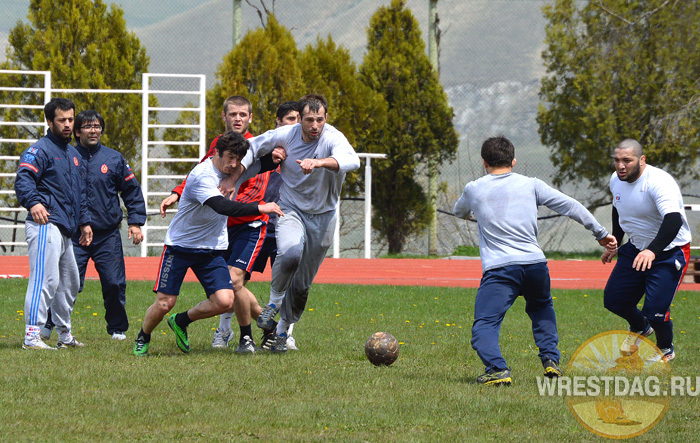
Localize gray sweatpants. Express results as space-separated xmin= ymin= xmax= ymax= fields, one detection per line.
xmin=270 ymin=203 xmax=336 ymax=325
xmin=24 ymin=221 xmax=80 ymax=338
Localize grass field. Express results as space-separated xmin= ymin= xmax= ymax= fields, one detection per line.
xmin=0 ymin=279 xmax=698 ymax=442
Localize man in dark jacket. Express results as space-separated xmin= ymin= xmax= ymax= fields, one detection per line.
xmin=43 ymin=110 xmax=146 ymax=341
xmin=15 ymin=97 xmax=93 ymax=350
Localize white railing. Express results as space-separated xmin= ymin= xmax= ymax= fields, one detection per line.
xmin=333 ymin=153 xmax=387 ymax=259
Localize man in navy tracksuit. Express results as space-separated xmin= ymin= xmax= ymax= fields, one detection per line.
xmin=43 ymin=110 xmax=146 ymax=340
xmin=15 ymin=97 xmax=93 ymax=350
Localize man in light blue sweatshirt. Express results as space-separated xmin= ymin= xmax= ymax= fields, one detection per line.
xmin=453 ymin=136 xmax=617 ymax=386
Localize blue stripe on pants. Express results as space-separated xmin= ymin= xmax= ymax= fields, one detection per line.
xmin=29 ymin=224 xmax=47 ymax=326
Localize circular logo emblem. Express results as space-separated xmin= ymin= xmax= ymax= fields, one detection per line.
xmin=101 ymin=164 xmax=108 ymax=174
xmin=565 ymin=330 xmax=670 ymax=439
xmin=73 ymin=156 xmax=79 ymax=166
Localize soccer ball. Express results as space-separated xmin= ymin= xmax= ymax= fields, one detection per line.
xmin=365 ymin=332 xmax=399 ymax=366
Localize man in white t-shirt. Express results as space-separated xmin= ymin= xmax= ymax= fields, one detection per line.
xmin=133 ymin=131 xmax=283 ymax=356
xmin=602 ymin=139 xmax=691 ymax=363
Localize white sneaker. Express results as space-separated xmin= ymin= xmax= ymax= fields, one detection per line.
xmin=57 ymin=336 xmax=85 ymax=349
xmin=23 ymin=337 xmax=56 ymax=350
xmin=620 ymin=325 xmax=654 ymax=353
xmin=286 ymin=335 xmax=298 ymax=351
xmin=212 ymin=327 xmax=234 ymax=348
xmin=111 ymin=332 xmax=127 ymax=341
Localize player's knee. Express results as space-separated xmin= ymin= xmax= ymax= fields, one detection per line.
xmin=277 ymin=251 xmax=302 ymax=274
xmin=214 ymin=291 xmax=235 ymax=313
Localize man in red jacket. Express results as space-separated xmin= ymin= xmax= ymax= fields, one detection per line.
xmin=160 ymin=95 xmax=280 ymax=353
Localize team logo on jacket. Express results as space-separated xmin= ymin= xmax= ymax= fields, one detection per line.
xmin=101 ymin=164 xmax=109 ymax=174
xmin=73 ymin=156 xmax=79 ymax=166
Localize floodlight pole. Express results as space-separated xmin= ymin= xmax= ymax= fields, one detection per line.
xmin=427 ymin=0 xmax=439 ymax=255
xmin=233 ymin=0 xmax=242 ymax=46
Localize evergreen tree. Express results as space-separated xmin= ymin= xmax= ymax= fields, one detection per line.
xmin=297 ymin=35 xmax=387 ymax=195
xmin=359 ymin=0 xmax=458 ymax=254
xmin=208 ymin=15 xmax=305 ymax=140
xmin=538 ymin=0 xmax=700 ymax=203
xmin=1 ymin=0 xmax=151 ymax=179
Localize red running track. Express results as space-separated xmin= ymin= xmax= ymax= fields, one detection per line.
xmin=1 ymin=256 xmax=698 ymax=291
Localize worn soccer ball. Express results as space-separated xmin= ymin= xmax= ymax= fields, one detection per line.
xmin=365 ymin=332 xmax=399 ymax=366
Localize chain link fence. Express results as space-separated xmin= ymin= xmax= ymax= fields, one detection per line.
xmin=2 ymin=0 xmax=698 ymax=257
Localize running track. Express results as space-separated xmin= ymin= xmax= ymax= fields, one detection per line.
xmin=1 ymin=256 xmax=698 ymax=290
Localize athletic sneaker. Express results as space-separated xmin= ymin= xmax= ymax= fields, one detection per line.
xmin=212 ymin=328 xmax=234 ymax=348
xmin=660 ymin=344 xmax=675 ymax=362
xmin=260 ymin=331 xmax=276 ymax=351
xmin=39 ymin=324 xmax=53 ymax=341
xmin=475 ymin=368 xmax=512 ymax=386
xmin=56 ymin=336 xmax=84 ymax=349
xmin=270 ymin=332 xmax=287 ymax=353
xmin=167 ymin=315 xmax=190 ymax=353
xmin=234 ymin=335 xmax=256 ymax=354
xmin=286 ymin=335 xmax=298 ymax=351
xmin=620 ymin=324 xmax=654 ymax=353
xmin=22 ymin=337 xmax=56 ymax=350
xmin=542 ymin=359 xmax=562 ymax=378
xmin=111 ymin=332 xmax=127 ymax=341
xmin=257 ymin=303 xmax=279 ymax=330
xmin=133 ymin=337 xmax=149 ymax=357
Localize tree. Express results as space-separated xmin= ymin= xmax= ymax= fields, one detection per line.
xmin=208 ymin=15 xmax=305 ymax=140
xmin=359 ymin=0 xmax=458 ymax=254
xmin=1 ymin=0 xmax=151 ymax=180
xmin=538 ymin=0 xmax=700 ymax=204
xmin=297 ymin=35 xmax=387 ymax=195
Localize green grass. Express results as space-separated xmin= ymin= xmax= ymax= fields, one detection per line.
xmin=1 ymin=279 xmax=698 ymax=441
xmin=452 ymin=245 xmax=603 ymax=260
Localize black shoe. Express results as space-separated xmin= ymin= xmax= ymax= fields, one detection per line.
xmin=543 ymin=359 xmax=562 ymax=378
xmin=260 ymin=330 xmax=276 ymax=351
xmin=474 ymin=368 xmax=512 ymax=386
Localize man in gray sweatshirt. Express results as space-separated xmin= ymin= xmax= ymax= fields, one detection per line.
xmin=453 ymin=136 xmax=617 ymax=386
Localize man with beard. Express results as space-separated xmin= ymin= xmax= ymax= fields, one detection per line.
xmin=231 ymin=94 xmax=360 ymax=353
xmin=41 ymin=110 xmax=146 ymax=342
xmin=15 ymin=97 xmax=93 ymax=350
xmin=602 ymin=138 xmax=691 ymax=362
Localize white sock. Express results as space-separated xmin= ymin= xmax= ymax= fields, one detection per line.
xmin=276 ymin=319 xmax=290 ymax=336
xmin=25 ymin=325 xmax=40 ymax=341
xmin=269 ymin=289 xmax=285 ymax=308
xmin=287 ymin=323 xmax=295 ymax=337
xmin=218 ymin=311 xmax=234 ymax=331
xmin=58 ymin=331 xmax=73 ymax=343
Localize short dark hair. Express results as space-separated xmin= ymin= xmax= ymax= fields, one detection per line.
xmin=74 ymin=110 xmax=105 ymax=135
xmin=215 ymin=130 xmax=249 ymax=159
xmin=615 ymin=138 xmax=643 ymax=157
xmin=276 ymin=101 xmax=299 ymax=121
xmin=44 ymin=98 xmax=75 ymax=122
xmin=298 ymin=94 xmax=327 ymax=117
xmin=223 ymin=95 xmax=252 ymax=114
xmin=481 ymin=136 xmax=515 ymax=168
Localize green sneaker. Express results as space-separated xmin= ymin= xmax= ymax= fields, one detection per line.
xmin=133 ymin=337 xmax=149 ymax=357
xmin=167 ymin=315 xmax=190 ymax=353
xmin=475 ymin=368 xmax=512 ymax=386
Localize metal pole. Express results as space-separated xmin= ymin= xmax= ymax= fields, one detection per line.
xmin=364 ymin=157 xmax=373 ymax=259
xmin=233 ymin=0 xmax=242 ymax=46
xmin=141 ymin=73 xmax=149 ymax=257
xmin=333 ymin=201 xmax=340 ymax=258
xmin=427 ymin=0 xmax=439 ymax=255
